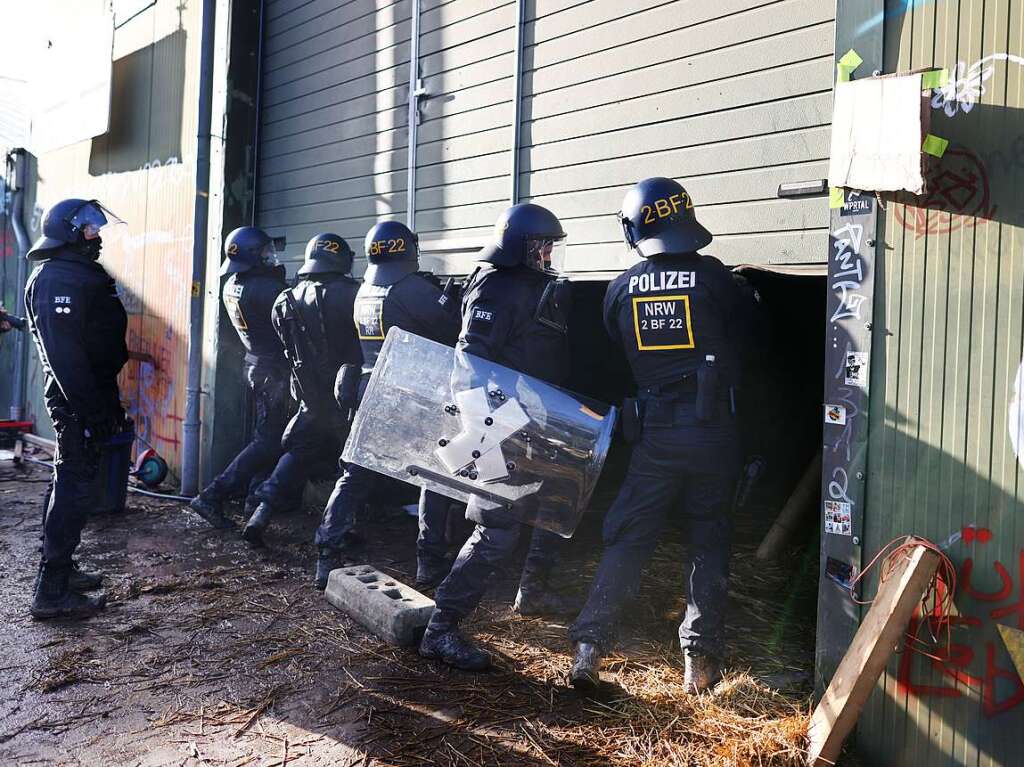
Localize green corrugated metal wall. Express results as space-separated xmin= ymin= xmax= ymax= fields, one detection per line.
xmin=859 ymin=0 xmax=1024 ymax=763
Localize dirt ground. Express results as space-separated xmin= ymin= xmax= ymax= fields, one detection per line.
xmin=0 ymin=457 xmax=823 ymax=767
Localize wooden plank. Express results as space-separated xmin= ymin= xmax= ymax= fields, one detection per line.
xmin=806 ymin=541 xmax=941 ymax=767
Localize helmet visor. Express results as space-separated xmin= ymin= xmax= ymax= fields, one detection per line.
xmin=526 ymin=236 xmax=567 ymax=274
xmin=260 ymin=242 xmax=280 ymax=267
xmin=68 ymin=201 xmax=125 ymax=239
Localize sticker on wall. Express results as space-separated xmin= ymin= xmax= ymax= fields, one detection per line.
xmin=840 ymin=190 xmax=874 ymax=217
xmin=825 ymin=404 xmax=848 ymax=426
xmin=824 ymin=500 xmax=852 ymax=536
xmin=825 ymin=557 xmax=857 ymax=592
xmin=845 ymin=352 xmax=869 ymax=387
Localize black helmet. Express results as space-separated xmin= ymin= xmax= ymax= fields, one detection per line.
xmin=298 ymin=233 xmax=353 ymax=276
xmin=479 ymin=203 xmax=566 ymax=273
xmin=619 ymin=177 xmax=712 ymax=257
xmin=28 ymin=198 xmax=124 ymax=259
xmin=363 ymin=220 xmax=419 ymax=286
xmin=220 ymin=226 xmax=277 ymax=276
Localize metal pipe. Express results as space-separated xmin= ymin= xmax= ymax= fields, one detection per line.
xmin=509 ymin=0 xmax=526 ymax=204
xmin=405 ymin=0 xmax=421 ymax=229
xmin=9 ymin=149 xmax=30 ymax=421
xmin=250 ymin=0 xmax=266 ymax=225
xmin=181 ymin=0 xmax=217 ymax=496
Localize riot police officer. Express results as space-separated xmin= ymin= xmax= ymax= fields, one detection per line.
xmin=24 ymin=198 xmax=129 ymax=619
xmin=241 ymin=234 xmax=363 ymax=547
xmin=189 ymin=227 xmax=289 ymax=529
xmin=568 ymin=177 xmax=758 ymax=694
xmin=313 ymin=220 xmax=460 ymax=589
xmin=418 ymin=203 xmax=574 ymax=671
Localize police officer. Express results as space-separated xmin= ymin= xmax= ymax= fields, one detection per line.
xmin=24 ymin=198 xmax=129 ymax=619
xmin=313 ymin=220 xmax=460 ymax=589
xmin=189 ymin=227 xmax=290 ymax=529
xmin=418 ymin=203 xmax=575 ymax=671
xmin=568 ymin=177 xmax=758 ymax=694
xmin=241 ymin=234 xmax=363 ymax=547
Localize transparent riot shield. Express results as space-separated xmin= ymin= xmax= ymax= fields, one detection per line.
xmin=342 ymin=328 xmax=617 ymax=537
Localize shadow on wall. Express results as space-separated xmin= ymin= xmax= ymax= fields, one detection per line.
xmin=889 ymin=104 xmax=1024 ymax=235
xmin=88 ymin=29 xmax=187 ymax=175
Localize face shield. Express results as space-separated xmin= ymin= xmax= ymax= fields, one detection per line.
xmin=67 ymin=200 xmax=126 ymax=240
xmin=260 ymin=241 xmax=280 ymax=268
xmin=525 ymin=236 xmax=567 ymax=274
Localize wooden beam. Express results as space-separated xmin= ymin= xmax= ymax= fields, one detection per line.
xmin=756 ymin=450 xmax=823 ymax=560
xmin=807 ymin=539 xmax=940 ymax=766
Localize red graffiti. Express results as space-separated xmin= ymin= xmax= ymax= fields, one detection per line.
xmin=897 ymin=547 xmax=1024 ymax=717
xmin=962 ymin=526 xmax=994 ymax=544
xmin=894 ymin=147 xmax=998 ymax=238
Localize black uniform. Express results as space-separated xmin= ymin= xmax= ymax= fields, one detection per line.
xmin=25 ymin=248 xmax=128 ymax=572
xmin=198 ymin=265 xmax=290 ymax=506
xmin=254 ymin=273 xmax=362 ymax=512
xmin=569 ymin=253 xmax=756 ymax=660
xmin=315 ymin=272 xmax=461 ymax=557
xmin=429 ymin=263 xmax=569 ymax=626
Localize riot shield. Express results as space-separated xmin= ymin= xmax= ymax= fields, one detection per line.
xmin=342 ymin=328 xmax=617 ymax=537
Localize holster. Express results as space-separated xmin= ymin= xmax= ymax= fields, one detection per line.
xmin=695 ymin=363 xmax=720 ymax=423
xmin=334 ymin=363 xmax=362 ymax=416
xmin=621 ymin=397 xmax=644 ymax=444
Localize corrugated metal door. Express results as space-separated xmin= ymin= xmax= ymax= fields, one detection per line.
xmin=517 ymin=0 xmax=837 ymax=272
xmin=256 ymin=0 xmax=415 ymax=271
xmin=411 ymin=1 xmax=517 ymax=264
xmin=857 ymin=1 xmax=1024 ymax=764
xmin=256 ymin=0 xmax=836 ymax=275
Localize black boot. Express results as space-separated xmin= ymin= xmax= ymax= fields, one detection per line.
xmin=513 ymin=567 xmax=581 ymax=617
xmin=189 ymin=494 xmax=233 ymax=529
xmin=569 ymin=642 xmax=602 ymax=694
xmin=242 ymin=502 xmax=273 ymax=547
xmin=68 ymin=561 xmax=103 ymax=592
xmin=315 ymin=548 xmax=344 ymax=591
xmin=415 ymin=555 xmax=450 ymax=589
xmin=419 ymin=615 xmax=491 ymax=671
xmin=31 ymin=566 xmax=107 ymax=620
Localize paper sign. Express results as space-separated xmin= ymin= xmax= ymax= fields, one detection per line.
xmin=824 ymin=500 xmax=853 ymax=536
xmin=825 ymin=404 xmax=848 ymax=426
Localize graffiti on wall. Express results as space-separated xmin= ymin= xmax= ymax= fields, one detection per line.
xmin=932 ymin=54 xmax=1024 ymax=118
xmin=898 ymin=531 xmax=1024 ymax=717
xmin=893 ymin=147 xmax=996 ymax=238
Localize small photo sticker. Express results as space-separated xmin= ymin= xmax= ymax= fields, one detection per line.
xmin=825 ymin=404 xmax=847 ymax=426
xmin=824 ymin=500 xmax=852 ymax=536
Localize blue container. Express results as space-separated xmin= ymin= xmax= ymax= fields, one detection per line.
xmin=90 ymin=421 xmax=134 ymax=515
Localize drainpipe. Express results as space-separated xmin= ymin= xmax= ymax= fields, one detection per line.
xmin=9 ymin=149 xmax=29 ymax=421
xmin=405 ymin=0 xmax=422 ymax=228
xmin=181 ymin=0 xmax=217 ymax=496
xmin=510 ymin=0 xmax=525 ymax=204
xmin=250 ymin=0 xmax=266 ymax=225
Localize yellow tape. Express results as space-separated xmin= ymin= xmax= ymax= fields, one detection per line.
xmin=922 ymin=134 xmax=950 ymax=157
xmin=921 ymin=68 xmax=949 ymax=90
xmin=829 ymin=187 xmax=845 ymax=209
xmin=839 ymin=49 xmax=864 ymax=69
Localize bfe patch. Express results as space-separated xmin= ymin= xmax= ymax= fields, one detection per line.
xmin=355 ymin=296 xmax=385 ymax=340
xmin=631 ymin=294 xmax=694 ymax=351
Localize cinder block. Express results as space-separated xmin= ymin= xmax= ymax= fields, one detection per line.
xmin=324 ymin=564 xmax=435 ymax=646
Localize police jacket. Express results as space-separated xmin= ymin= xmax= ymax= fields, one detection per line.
xmin=353 ymin=272 xmax=460 ymax=375
xmin=603 ymin=252 xmax=756 ymax=392
xmin=25 ymin=247 xmax=128 ymax=420
xmin=222 ymin=265 xmax=288 ymax=366
xmin=272 ymin=272 xmax=363 ymax=409
xmin=459 ymin=264 xmax=570 ymax=386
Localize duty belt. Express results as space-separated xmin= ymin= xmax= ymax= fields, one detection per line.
xmin=639 ymin=375 xmax=699 ymax=400
xmin=244 ymin=352 xmax=287 ymax=370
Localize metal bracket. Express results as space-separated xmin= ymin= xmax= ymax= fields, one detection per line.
xmin=411 ymin=78 xmax=429 ymax=125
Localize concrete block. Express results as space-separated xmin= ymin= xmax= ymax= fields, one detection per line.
xmin=324 ymin=564 xmax=435 ymax=646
